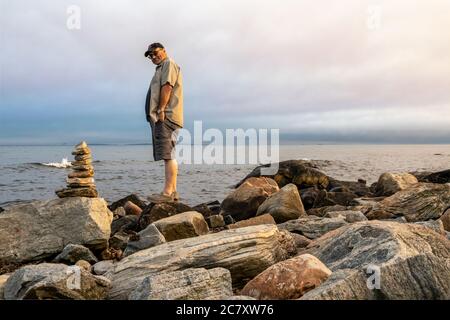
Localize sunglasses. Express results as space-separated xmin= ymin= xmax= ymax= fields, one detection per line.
xmin=147 ymin=48 xmax=162 ymax=58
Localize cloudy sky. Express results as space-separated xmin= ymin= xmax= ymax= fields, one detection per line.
xmin=1 ymin=0 xmax=449 ymax=144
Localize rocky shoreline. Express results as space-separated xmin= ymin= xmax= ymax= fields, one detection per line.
xmin=0 ymin=158 xmax=449 ymax=300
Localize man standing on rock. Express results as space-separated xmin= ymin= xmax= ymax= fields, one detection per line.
xmin=144 ymin=43 xmax=183 ymax=202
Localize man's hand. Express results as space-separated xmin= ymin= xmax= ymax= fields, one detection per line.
xmin=157 ymin=110 xmax=165 ymax=122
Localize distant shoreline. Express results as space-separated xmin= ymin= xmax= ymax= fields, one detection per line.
xmin=1 ymin=142 xmax=450 ymax=147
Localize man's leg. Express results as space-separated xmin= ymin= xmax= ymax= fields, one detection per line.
xmin=163 ymin=159 xmax=178 ymax=195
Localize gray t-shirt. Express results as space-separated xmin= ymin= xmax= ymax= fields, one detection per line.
xmin=145 ymin=57 xmax=183 ymax=128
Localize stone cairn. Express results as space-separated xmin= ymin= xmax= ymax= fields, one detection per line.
xmin=55 ymin=141 xmax=98 ymax=198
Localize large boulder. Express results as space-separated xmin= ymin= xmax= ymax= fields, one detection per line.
xmin=153 ymin=211 xmax=209 ymax=241
xmin=220 ymin=177 xmax=279 ymax=221
xmin=108 ymin=225 xmax=296 ymax=299
xmin=129 ymin=267 xmax=232 ymax=300
xmin=278 ymin=216 xmax=348 ymax=239
xmin=412 ymin=169 xmax=450 ymax=184
xmin=375 ymin=173 xmax=418 ymax=196
xmin=240 ymin=254 xmax=331 ymax=299
xmin=0 ymin=197 xmax=113 ymax=265
xmin=300 ymin=221 xmax=450 ymax=300
xmin=123 ymin=224 xmax=166 ymax=257
xmin=234 ymin=160 xmax=328 ymax=189
xmin=4 ymin=263 xmax=111 ymax=300
xmin=366 ymin=183 xmax=450 ymax=222
xmin=256 ymin=183 xmax=306 ymax=223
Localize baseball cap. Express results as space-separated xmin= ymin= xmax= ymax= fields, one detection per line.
xmin=144 ymin=43 xmax=164 ymax=57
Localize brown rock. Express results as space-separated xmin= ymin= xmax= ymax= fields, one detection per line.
xmin=220 ymin=177 xmax=279 ymax=221
xmin=228 ymin=214 xmax=276 ymax=229
xmin=207 ymin=215 xmax=225 ymax=228
xmin=72 ymin=159 xmax=93 ymax=167
xmin=71 ymin=148 xmax=90 ymax=156
xmin=100 ymin=247 xmax=122 ymax=260
xmin=375 ymin=172 xmax=418 ymax=196
xmin=240 ymin=254 xmax=331 ymax=299
xmin=75 ymin=260 xmax=92 ymax=272
xmin=55 ymin=187 xmax=98 ymax=198
xmin=71 ymin=146 xmax=91 ymax=155
xmin=366 ymin=183 xmax=450 ymax=222
xmin=153 ymin=211 xmax=209 ymax=241
xmin=365 ymin=209 xmax=396 ymax=220
xmin=74 ymin=153 xmax=92 ymax=161
xmin=68 ymin=169 xmax=94 ymax=178
xmin=124 ymin=201 xmax=143 ymax=216
xmin=66 ymin=177 xmax=95 ymax=187
xmin=256 ymin=183 xmax=306 ymax=223
xmin=72 ymin=164 xmax=94 ymax=171
xmin=0 ymin=273 xmax=11 ymax=300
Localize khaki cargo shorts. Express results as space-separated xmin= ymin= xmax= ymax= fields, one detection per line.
xmin=149 ymin=119 xmax=180 ymax=161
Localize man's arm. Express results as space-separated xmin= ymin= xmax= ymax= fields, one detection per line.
xmin=157 ymin=83 xmax=173 ymax=121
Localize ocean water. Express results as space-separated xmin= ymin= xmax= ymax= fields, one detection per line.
xmin=0 ymin=144 xmax=449 ymax=209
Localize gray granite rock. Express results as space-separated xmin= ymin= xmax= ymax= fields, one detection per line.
xmin=300 ymin=221 xmax=450 ymax=300
xmin=129 ymin=267 xmax=232 ymax=300
xmin=0 ymin=198 xmax=112 ymax=264
xmin=4 ymin=263 xmax=111 ymax=300
xmin=123 ymin=224 xmax=166 ymax=257
xmin=278 ymin=216 xmax=348 ymax=239
xmin=108 ymin=225 xmax=296 ymax=299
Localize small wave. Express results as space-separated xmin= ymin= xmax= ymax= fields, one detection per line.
xmin=40 ymin=158 xmax=72 ymax=168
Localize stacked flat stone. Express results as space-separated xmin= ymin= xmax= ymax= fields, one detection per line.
xmin=56 ymin=141 xmax=98 ymax=198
